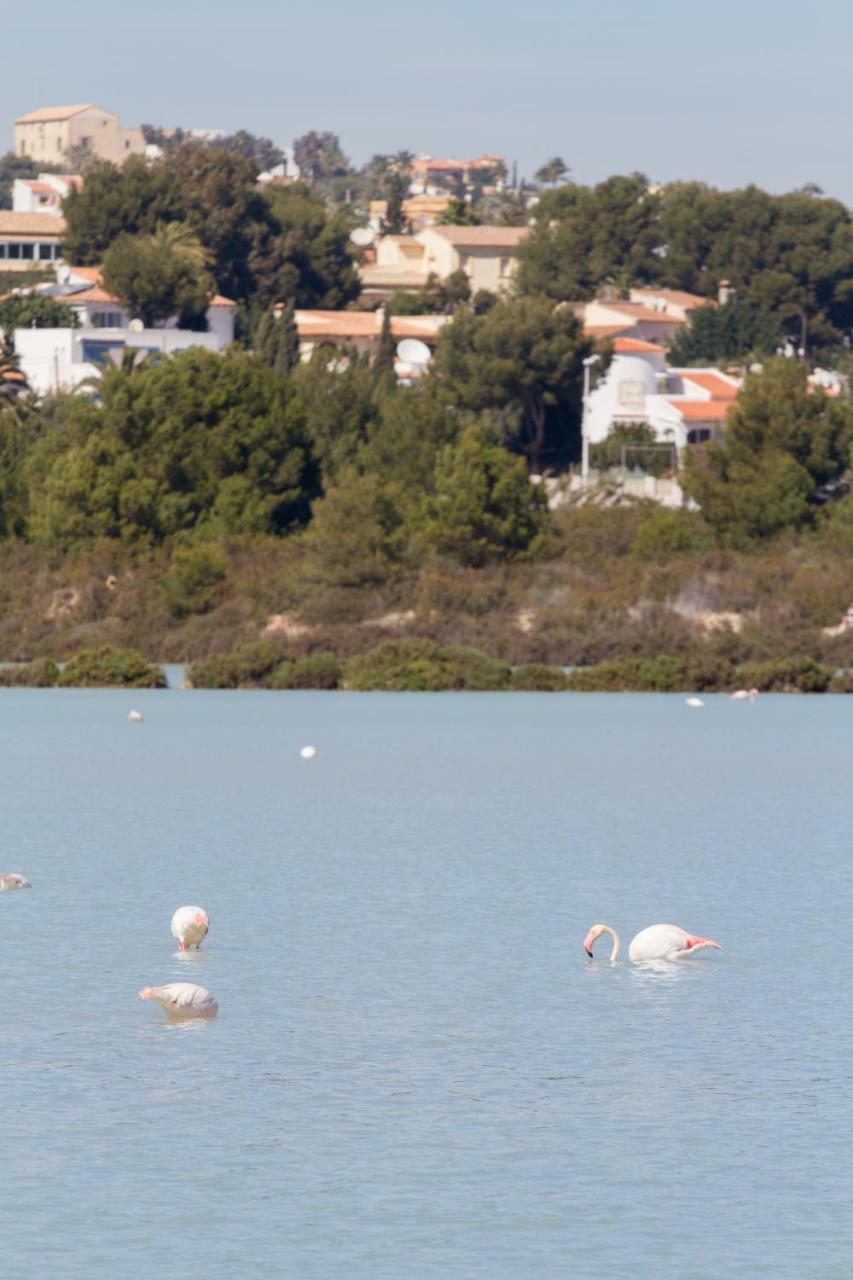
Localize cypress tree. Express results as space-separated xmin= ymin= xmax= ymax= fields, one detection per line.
xmin=373 ymin=307 xmax=396 ymax=378
xmin=276 ymin=299 xmax=301 ymax=376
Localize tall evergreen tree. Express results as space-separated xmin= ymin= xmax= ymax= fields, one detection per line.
xmin=374 ymin=308 xmax=396 ymax=378
xmin=276 ymin=300 xmax=301 ymax=376
xmin=382 ymin=172 xmax=409 ymax=236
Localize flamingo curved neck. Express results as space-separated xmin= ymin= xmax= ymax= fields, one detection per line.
xmin=603 ymin=926 xmax=621 ymax=962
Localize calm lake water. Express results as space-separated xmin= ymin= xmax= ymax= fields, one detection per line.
xmin=2 ymin=689 xmax=852 ymax=1278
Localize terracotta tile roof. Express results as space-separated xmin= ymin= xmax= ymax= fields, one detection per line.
xmin=68 ymin=286 xmax=123 ymax=304
xmin=672 ymin=370 xmax=740 ymax=400
xmin=66 ymin=265 xmax=101 ymax=283
xmin=668 ymin=400 xmax=732 ymax=421
xmin=25 ymin=181 xmax=59 ymax=195
xmin=613 ymin=337 xmax=666 ymax=354
xmin=65 ymin=267 xmax=234 ymax=309
xmin=16 ymin=104 xmax=95 ymax=124
xmin=295 ymin=310 xmax=446 ymax=342
xmin=428 ymin=225 xmax=528 ymax=248
xmin=598 ymin=301 xmax=686 ymax=325
xmin=208 ymin=294 xmax=236 ymax=307
xmin=0 ymin=212 xmax=65 ymax=235
xmin=586 ymin=323 xmax=635 ymax=339
xmin=630 ymin=287 xmax=708 ymax=310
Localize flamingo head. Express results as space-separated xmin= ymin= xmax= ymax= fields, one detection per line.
xmin=137 ymin=987 xmax=154 ymax=1001
xmin=583 ymin=924 xmax=608 ymax=958
xmin=196 ymin=913 xmax=208 ymax=927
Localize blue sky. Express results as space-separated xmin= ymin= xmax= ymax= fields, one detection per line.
xmin=7 ymin=0 xmax=853 ymax=199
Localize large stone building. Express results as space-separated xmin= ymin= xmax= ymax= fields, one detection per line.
xmin=14 ymin=104 xmax=145 ymax=167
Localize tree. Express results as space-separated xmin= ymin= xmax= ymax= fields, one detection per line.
xmin=292 ymin=132 xmax=350 ymax=182
xmin=373 ymin=307 xmax=396 ymax=378
xmin=684 ymin=359 xmax=853 ymax=541
xmin=102 ymin=222 xmax=213 ymax=328
xmin=26 ymin=349 xmax=319 ymax=543
xmin=302 ymin=468 xmax=406 ymax=587
xmin=255 ymin=301 xmax=301 ymax=375
xmin=436 ymin=197 xmax=480 ymax=226
xmin=0 ymin=296 xmax=78 ymax=341
xmin=61 ymin=156 xmax=178 ymax=264
xmin=423 ymin=424 xmax=548 ymax=565
xmin=381 ymin=171 xmax=409 ymax=235
xmin=667 ymin=299 xmax=783 ymax=365
xmin=264 ymin=183 xmax=360 ymax=309
xmin=535 ymin=157 xmax=569 ymax=187
xmin=431 ymin=296 xmax=596 ymax=472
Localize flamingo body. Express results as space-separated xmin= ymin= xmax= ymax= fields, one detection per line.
xmin=137 ymin=982 xmax=218 ymax=1019
xmin=628 ymin=923 xmax=721 ymax=961
xmin=170 ymin=905 xmax=209 ymax=951
xmin=0 ymin=873 xmax=31 ymax=892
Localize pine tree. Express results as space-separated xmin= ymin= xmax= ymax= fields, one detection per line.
xmin=373 ymin=308 xmax=396 ymax=378
xmin=276 ymin=300 xmax=301 ymax=376
xmin=381 ymin=172 xmax=409 ymax=236
xmin=254 ymin=309 xmax=278 ymax=366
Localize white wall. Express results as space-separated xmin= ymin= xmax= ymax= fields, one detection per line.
xmin=16 ymin=327 xmax=228 ymax=395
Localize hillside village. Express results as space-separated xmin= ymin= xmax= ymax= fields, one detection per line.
xmin=5 ymin=101 xmax=848 ymax=510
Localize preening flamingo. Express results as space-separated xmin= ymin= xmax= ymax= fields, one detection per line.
xmin=170 ymin=905 xmax=209 ymax=951
xmin=0 ymin=873 xmax=31 ymax=892
xmin=583 ymin=922 xmax=721 ymax=962
xmin=137 ymin=982 xmax=218 ymax=1019
xmin=730 ymin=689 xmax=759 ymax=702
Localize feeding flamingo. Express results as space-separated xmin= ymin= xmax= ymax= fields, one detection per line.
xmin=137 ymin=982 xmax=218 ymax=1019
xmin=0 ymin=873 xmax=31 ymax=892
xmin=170 ymin=905 xmax=209 ymax=951
xmin=582 ymin=922 xmax=721 ymax=962
xmin=730 ymin=689 xmax=759 ymax=701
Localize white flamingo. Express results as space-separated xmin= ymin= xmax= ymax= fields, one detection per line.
xmin=170 ymin=906 xmax=209 ymax=951
xmin=583 ymin=922 xmax=721 ymax=962
xmin=137 ymin=982 xmax=218 ymax=1019
xmin=730 ymin=689 xmax=759 ymax=701
xmin=0 ymin=873 xmax=31 ymax=892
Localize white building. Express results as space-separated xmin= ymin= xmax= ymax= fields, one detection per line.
xmin=12 ymin=173 xmax=81 ymax=216
xmin=13 ymin=266 xmax=236 ymax=394
xmin=584 ymin=338 xmax=740 ymax=453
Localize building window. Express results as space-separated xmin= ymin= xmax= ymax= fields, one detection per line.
xmin=7 ymin=244 xmax=20 ymax=259
xmin=53 ymin=244 xmax=64 ymax=260
xmin=20 ymin=140 xmax=26 ymax=155
xmin=81 ymin=340 xmax=125 ymax=366
xmin=21 ymin=243 xmax=34 ymax=260
xmin=38 ymin=243 xmax=53 ymax=260
xmin=499 ymin=257 xmax=511 ymax=278
xmin=0 ymin=244 xmax=6 ymax=259
xmin=687 ymin=428 xmax=711 ymax=445
xmin=80 ymin=136 xmax=91 ymax=149
xmin=92 ymin=312 xmax=124 ymax=328
xmin=56 ymin=138 xmax=61 ymax=151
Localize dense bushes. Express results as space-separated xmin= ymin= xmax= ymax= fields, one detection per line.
xmin=345 ymin=639 xmax=512 ymax=691
xmin=734 ymin=656 xmax=832 ymax=694
xmin=58 ymin=646 xmax=166 ymax=688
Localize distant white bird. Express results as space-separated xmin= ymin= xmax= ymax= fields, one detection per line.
xmin=685 ymin=696 xmax=704 ymax=708
xmin=0 ymin=872 xmax=30 ymax=892
xmin=583 ymin=922 xmax=721 ymax=963
xmin=170 ymin=905 xmax=209 ymax=951
xmin=300 ymin=745 xmax=317 ymax=759
xmin=730 ymin=689 xmax=759 ymax=702
xmin=128 ymin=709 xmax=143 ymax=723
xmin=137 ymin=982 xmax=218 ymax=1019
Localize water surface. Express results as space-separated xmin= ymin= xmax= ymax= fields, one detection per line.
xmin=1 ymin=691 xmax=851 ymax=1278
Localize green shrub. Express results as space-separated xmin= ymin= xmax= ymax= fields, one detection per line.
xmin=735 ymin=656 xmax=831 ymax=693
xmin=344 ymin=638 xmax=511 ymax=691
xmin=187 ymin=638 xmax=293 ymax=689
xmin=510 ymin=663 xmax=569 ymax=691
xmin=160 ymin=545 xmax=227 ymax=618
xmin=566 ymin=655 xmax=690 ymax=691
xmin=58 ymin=645 xmax=165 ymax=688
xmin=828 ymin=669 xmax=853 ymax=693
xmin=268 ymin=653 xmax=342 ymax=690
xmin=631 ymin=511 xmax=713 ymax=558
xmin=0 ymin=658 xmax=60 ymax=687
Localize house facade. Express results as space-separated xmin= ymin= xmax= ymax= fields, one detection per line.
xmin=13 ymin=266 xmax=236 ymax=394
xmin=15 ymin=105 xmax=145 ymax=166
xmin=0 ymin=212 xmax=65 ymax=270
xmin=12 ymin=173 xmax=81 ymax=216
xmin=360 ymin=225 xmax=528 ymax=297
xmin=294 ymin=308 xmax=447 ymax=369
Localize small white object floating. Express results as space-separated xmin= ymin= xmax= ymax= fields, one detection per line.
xmin=685 ymin=697 xmax=704 ymax=708
xmin=0 ymin=872 xmax=30 ymax=892
xmin=171 ymin=905 xmax=209 ymax=951
xmin=137 ymin=982 xmax=218 ymax=1019
xmin=730 ymin=688 xmax=759 ymax=702
xmin=300 ymin=745 xmax=317 ymax=759
xmin=128 ymin=709 xmax=143 ymax=723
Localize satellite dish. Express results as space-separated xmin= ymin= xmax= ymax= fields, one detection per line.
xmin=128 ymin=318 xmax=144 ymax=333
xmin=396 ymin=338 xmax=431 ymax=366
xmin=350 ymin=227 xmax=375 ymax=247
xmin=107 ymin=348 xmax=125 ymax=368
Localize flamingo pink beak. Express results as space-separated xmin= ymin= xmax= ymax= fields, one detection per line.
xmin=583 ymin=931 xmax=595 ymax=958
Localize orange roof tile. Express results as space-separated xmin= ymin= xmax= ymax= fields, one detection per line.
xmin=673 ymin=370 xmax=739 ymax=400
xmin=597 ymin=301 xmax=686 ymax=325
xmin=630 ymin=287 xmax=708 ymax=310
xmin=428 ymin=225 xmax=528 ymax=248
xmin=613 ymin=337 xmax=666 ymax=353
xmin=668 ymin=400 xmax=732 ymax=421
xmin=208 ymin=294 xmax=236 ymax=307
xmin=16 ymin=104 xmax=95 ymax=124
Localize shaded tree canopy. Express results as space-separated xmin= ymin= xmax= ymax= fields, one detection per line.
xmin=292 ymin=132 xmax=351 ymax=182
xmin=667 ymin=299 xmax=784 ymax=365
xmin=684 ymin=359 xmax=853 ymax=541
xmin=430 ymin=296 xmax=596 ymax=471
xmin=102 ymin=222 xmax=213 ymax=328
xmin=0 ymin=296 xmax=78 ymax=341
xmin=517 ymin=176 xmax=853 ymax=352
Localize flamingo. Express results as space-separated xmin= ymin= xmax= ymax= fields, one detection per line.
xmin=0 ymin=873 xmax=31 ymax=892
xmin=583 ymin=923 xmax=721 ymax=962
xmin=730 ymin=689 xmax=759 ymax=702
xmin=170 ymin=905 xmax=209 ymax=951
xmin=128 ymin=709 xmax=143 ymax=723
xmin=685 ymin=697 xmax=704 ymax=708
xmin=137 ymin=982 xmax=218 ymax=1019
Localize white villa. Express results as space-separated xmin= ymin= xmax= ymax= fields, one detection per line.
xmin=12 ymin=266 xmax=236 ymax=394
